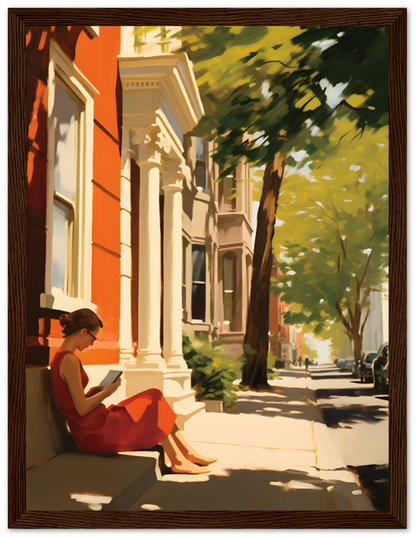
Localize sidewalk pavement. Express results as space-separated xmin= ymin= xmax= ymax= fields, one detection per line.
xmin=26 ymin=365 xmax=376 ymax=512
xmin=129 ymin=368 xmax=375 ymax=512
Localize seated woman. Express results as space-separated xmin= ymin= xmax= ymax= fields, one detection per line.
xmin=51 ymin=308 xmax=216 ymax=474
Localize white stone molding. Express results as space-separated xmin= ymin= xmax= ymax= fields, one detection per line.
xmin=119 ymin=130 xmax=135 ymax=365
xmin=157 ymin=130 xmax=173 ymax=156
xmin=119 ymin=51 xmax=206 ymax=424
xmin=43 ymin=40 xmax=98 ymax=313
xmin=131 ymin=128 xmax=165 ymax=369
xmin=162 ymin=164 xmax=187 ymax=370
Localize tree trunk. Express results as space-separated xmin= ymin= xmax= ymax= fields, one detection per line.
xmin=334 ymin=299 xmax=364 ymax=365
xmin=350 ymin=303 xmax=363 ymax=364
xmin=353 ymin=331 xmax=363 ymax=363
xmin=242 ymin=154 xmax=285 ymax=390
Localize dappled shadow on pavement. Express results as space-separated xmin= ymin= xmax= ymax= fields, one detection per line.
xmin=318 ymin=403 xmax=388 ymax=429
xmin=311 ymin=365 xmax=356 ymax=377
xmin=131 ymin=467 xmax=362 ymax=511
xmin=349 ymin=464 xmax=389 ymax=511
xmin=315 ymin=381 xmax=388 ymax=428
xmin=225 ymin=384 xmax=324 ymax=424
xmin=316 ymin=386 xmax=389 ymax=400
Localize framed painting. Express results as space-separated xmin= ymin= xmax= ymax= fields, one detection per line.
xmin=8 ymin=7 xmax=406 ymax=529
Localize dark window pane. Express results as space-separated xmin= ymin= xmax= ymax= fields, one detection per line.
xmin=195 ymin=161 xmax=206 ymax=192
xmin=192 ymin=283 xmax=206 ymax=320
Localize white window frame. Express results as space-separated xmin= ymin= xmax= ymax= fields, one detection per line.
xmin=83 ymin=26 xmax=100 ymax=39
xmin=223 ymin=253 xmax=236 ymax=327
xmin=41 ymin=40 xmax=99 ymax=312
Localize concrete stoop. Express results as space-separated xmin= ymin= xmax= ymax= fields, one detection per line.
xmin=26 ymin=450 xmax=162 ymax=511
xmin=165 ymin=390 xmax=206 ymax=429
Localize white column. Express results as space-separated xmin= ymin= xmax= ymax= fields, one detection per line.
xmin=119 ymin=130 xmax=135 ymax=364
xmin=162 ymin=174 xmax=187 ymax=369
xmin=135 ymin=152 xmax=165 ymax=368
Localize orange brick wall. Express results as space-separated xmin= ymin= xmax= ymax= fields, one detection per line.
xmin=26 ymin=26 xmax=122 ymax=366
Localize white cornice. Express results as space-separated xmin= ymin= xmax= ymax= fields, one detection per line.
xmin=118 ymin=53 xmax=204 ymax=135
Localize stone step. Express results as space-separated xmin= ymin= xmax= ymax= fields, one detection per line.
xmin=164 ymin=389 xmax=206 ymax=429
xmin=26 ymin=450 xmax=161 ymax=511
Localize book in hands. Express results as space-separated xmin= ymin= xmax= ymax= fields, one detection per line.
xmin=99 ymin=370 xmax=123 ymax=389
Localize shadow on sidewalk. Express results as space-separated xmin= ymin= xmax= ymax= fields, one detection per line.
xmin=131 ymin=467 xmax=361 ymax=511
xmin=224 ymin=385 xmax=325 ymax=424
xmin=318 ymin=403 xmax=388 ymax=429
xmin=349 ymin=464 xmax=389 ymax=511
xmin=314 ymin=384 xmax=388 ymax=428
xmin=316 ymin=386 xmax=389 ymax=399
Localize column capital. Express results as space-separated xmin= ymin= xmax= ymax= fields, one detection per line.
xmin=132 ymin=124 xmax=174 ymax=166
xmin=162 ymin=182 xmax=183 ymax=194
xmin=162 ymin=160 xmax=191 ymax=190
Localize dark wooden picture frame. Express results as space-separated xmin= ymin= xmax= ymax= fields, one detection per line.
xmin=8 ymin=7 xmax=406 ymax=529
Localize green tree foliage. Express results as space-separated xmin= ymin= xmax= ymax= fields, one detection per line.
xmin=175 ymin=25 xmax=388 ymax=388
xmin=176 ymin=25 xmax=388 ymax=173
xmin=272 ymin=121 xmax=388 ymax=363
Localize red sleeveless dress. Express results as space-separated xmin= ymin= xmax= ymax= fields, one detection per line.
xmin=50 ymin=351 xmax=177 ymax=453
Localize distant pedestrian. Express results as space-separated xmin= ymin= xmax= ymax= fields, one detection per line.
xmin=305 ymin=357 xmax=309 ymax=370
xmin=298 ymin=356 xmax=302 ymax=367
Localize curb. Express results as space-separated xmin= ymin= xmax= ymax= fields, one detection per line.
xmin=306 ymin=376 xmax=375 ymax=511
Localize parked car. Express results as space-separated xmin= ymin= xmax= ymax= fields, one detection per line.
xmin=359 ymin=351 xmax=378 ymax=382
xmin=345 ymin=357 xmax=355 ymax=374
xmin=337 ymin=357 xmax=353 ymax=371
xmin=337 ymin=358 xmax=347 ymax=369
xmin=372 ymin=342 xmax=389 ymax=391
xmin=380 ymin=360 xmax=389 ymax=392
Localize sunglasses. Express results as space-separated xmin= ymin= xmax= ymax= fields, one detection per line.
xmin=87 ymin=330 xmax=97 ymax=342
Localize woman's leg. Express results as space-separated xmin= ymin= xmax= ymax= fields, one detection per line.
xmin=159 ymin=434 xmax=210 ymax=474
xmin=171 ymin=424 xmax=217 ymax=466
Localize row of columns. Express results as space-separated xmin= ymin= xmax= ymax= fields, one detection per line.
xmin=120 ymin=126 xmax=188 ymax=374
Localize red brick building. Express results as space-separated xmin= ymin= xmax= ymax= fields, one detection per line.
xmin=269 ymin=261 xmax=303 ymax=362
xmin=26 ymin=26 xmax=122 ymax=367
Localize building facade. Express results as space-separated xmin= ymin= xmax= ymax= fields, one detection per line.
xmin=26 ymin=26 xmax=122 ymax=369
xmin=25 ymin=25 xmax=253 ymax=426
xmin=362 ymin=282 xmax=389 ymax=353
xmin=269 ymin=262 xmax=303 ymax=365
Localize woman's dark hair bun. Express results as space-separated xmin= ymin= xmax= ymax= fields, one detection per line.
xmin=59 ymin=308 xmax=103 ymax=336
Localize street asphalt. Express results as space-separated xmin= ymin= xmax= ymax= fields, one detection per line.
xmin=310 ymin=362 xmax=389 ymax=510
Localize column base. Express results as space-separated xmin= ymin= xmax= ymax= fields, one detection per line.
xmin=124 ymin=368 xmax=165 ymax=397
xmin=164 ymin=352 xmax=188 ymax=370
xmin=137 ymin=350 xmax=166 ymax=369
xmin=119 ymin=351 xmax=137 ymax=368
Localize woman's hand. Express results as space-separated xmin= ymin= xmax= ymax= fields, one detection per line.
xmin=85 ymin=385 xmax=104 ymax=398
xmin=104 ymin=377 xmax=122 ymax=397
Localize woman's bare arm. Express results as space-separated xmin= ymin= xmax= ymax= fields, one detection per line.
xmin=59 ymin=354 xmax=121 ymax=416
